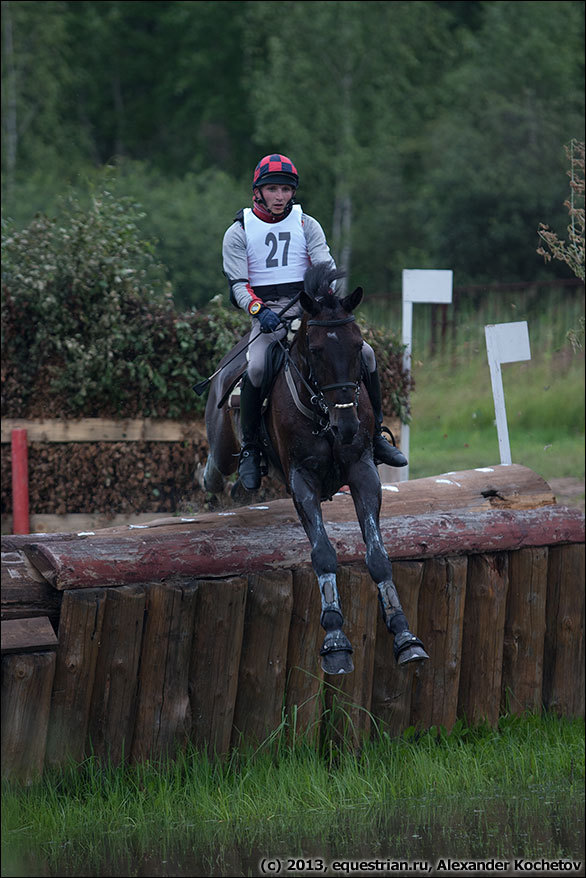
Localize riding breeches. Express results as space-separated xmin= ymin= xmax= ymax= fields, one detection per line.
xmin=246 ymin=304 xmax=377 ymax=389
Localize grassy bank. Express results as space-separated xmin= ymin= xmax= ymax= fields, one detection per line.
xmin=407 ymin=347 xmax=585 ymax=482
xmin=2 ymin=714 xmax=584 ymax=870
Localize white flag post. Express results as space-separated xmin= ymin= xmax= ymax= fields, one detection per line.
xmin=484 ymin=321 xmax=531 ymax=465
xmin=380 ymin=269 xmax=453 ymax=483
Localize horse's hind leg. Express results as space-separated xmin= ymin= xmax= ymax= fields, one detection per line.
xmin=290 ymin=465 xmax=354 ymax=675
xmin=203 ymin=390 xmax=240 ymax=495
xmin=349 ymin=460 xmax=429 ymax=666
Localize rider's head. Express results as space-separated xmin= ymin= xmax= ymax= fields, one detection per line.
xmin=252 ymin=154 xmax=298 ymax=219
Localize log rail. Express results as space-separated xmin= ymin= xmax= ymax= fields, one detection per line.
xmin=1 ymin=466 xmax=584 ymax=783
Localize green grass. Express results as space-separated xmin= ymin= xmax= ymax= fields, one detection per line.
xmin=2 ymin=714 xmax=584 ymax=866
xmin=407 ymin=348 xmax=585 ymax=482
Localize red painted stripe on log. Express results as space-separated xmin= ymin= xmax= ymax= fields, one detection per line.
xmin=22 ymin=507 xmax=585 ymax=590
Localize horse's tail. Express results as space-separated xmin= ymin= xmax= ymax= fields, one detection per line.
xmin=303 ymin=263 xmax=345 ymax=299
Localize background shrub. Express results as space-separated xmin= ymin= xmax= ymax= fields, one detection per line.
xmin=1 ymin=189 xmax=411 ymax=421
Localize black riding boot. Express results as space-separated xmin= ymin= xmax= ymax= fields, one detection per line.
xmin=238 ymin=374 xmax=264 ymax=490
xmin=364 ymin=367 xmax=408 ymax=467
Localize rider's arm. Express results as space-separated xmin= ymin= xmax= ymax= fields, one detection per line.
xmin=302 ymin=214 xmax=337 ymax=272
xmin=222 ymin=222 xmax=262 ymax=313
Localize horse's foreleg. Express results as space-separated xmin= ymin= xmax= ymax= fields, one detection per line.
xmin=348 ymin=460 xmax=429 ymax=666
xmin=290 ymin=465 xmax=354 ymax=675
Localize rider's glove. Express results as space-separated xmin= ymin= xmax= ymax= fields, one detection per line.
xmin=256 ymin=304 xmax=281 ymax=334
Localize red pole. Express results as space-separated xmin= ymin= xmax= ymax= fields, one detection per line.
xmin=11 ymin=428 xmax=30 ymax=534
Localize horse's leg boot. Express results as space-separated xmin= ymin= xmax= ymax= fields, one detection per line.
xmin=238 ymin=375 xmax=263 ymax=491
xmin=364 ymin=367 xmax=408 ymax=467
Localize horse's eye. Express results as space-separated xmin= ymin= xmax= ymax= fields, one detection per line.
xmin=309 ymin=347 xmax=323 ymax=357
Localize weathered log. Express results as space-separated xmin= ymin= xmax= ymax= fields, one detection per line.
xmin=1 ymin=616 xmax=57 ymax=654
xmin=231 ymin=571 xmax=293 ymax=748
xmin=1 ymin=549 xmax=62 ymax=623
xmin=411 ymin=556 xmax=468 ymax=732
xmin=543 ymin=543 xmax=585 ymax=717
xmin=189 ymin=578 xmax=247 ymax=756
xmin=131 ymin=581 xmax=198 ymax=762
xmin=88 ymin=464 xmax=556 ymax=538
xmin=2 ymin=651 xmax=56 ymax=784
xmin=501 ymin=547 xmax=548 ymax=714
xmin=323 ymin=565 xmax=378 ymax=746
xmin=371 ymin=560 xmax=424 ymax=737
xmin=21 ymin=507 xmax=585 ymax=590
xmin=86 ymin=586 xmax=145 ymax=764
xmin=45 ymin=588 xmax=107 ymax=767
xmin=458 ymin=553 xmax=509 ymax=727
xmin=284 ymin=565 xmax=324 ymax=742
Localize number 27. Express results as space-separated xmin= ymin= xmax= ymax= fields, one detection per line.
xmin=265 ymin=231 xmax=291 ymax=268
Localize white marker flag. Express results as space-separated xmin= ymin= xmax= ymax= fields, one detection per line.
xmin=394 ymin=270 xmax=453 ymax=483
xmin=484 ymin=321 xmax=531 ymax=466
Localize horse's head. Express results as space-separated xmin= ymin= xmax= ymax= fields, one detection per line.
xmin=299 ymin=264 xmax=364 ymax=445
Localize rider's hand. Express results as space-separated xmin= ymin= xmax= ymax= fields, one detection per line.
xmin=257 ymin=305 xmax=281 ymax=334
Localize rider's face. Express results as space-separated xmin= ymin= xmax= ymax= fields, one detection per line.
xmin=258 ymin=184 xmax=294 ymax=215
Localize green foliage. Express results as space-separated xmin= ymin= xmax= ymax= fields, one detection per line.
xmin=2 ymin=714 xmax=584 ymax=876
xmin=408 ymin=348 xmax=585 ymax=481
xmin=2 ymin=1 xmax=584 ymax=304
xmin=538 ymin=140 xmax=585 ymax=282
xmin=1 ymin=187 xmax=410 ymax=420
xmin=1 ymin=188 xmax=247 ymax=418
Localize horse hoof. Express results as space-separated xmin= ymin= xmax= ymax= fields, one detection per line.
xmin=393 ymin=631 xmax=429 ymax=666
xmin=321 ymin=650 xmax=354 ymax=675
xmin=320 ymin=629 xmax=354 ymax=675
xmin=397 ymin=644 xmax=429 ymax=666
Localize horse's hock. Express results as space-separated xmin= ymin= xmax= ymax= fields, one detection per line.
xmin=2 ymin=464 xmax=584 ymax=783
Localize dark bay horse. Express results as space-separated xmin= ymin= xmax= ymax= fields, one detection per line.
xmin=202 ymin=264 xmax=428 ymax=675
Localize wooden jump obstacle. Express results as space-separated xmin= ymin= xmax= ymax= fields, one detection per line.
xmin=2 ymin=465 xmax=584 ymax=784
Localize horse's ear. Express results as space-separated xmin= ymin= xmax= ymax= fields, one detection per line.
xmin=300 ymin=289 xmax=320 ymax=316
xmin=342 ymin=286 xmax=363 ymax=313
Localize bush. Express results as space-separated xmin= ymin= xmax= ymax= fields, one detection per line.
xmin=1 ymin=188 xmax=411 ymax=421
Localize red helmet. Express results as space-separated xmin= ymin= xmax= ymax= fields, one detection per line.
xmin=252 ymin=154 xmax=299 ymax=190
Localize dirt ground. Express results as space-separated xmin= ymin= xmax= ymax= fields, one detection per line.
xmin=548 ymin=477 xmax=585 ymax=512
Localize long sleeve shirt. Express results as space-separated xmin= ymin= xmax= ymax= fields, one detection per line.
xmin=222 ymin=207 xmax=336 ymax=312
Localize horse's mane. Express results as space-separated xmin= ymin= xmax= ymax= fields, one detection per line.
xmin=303 ymin=264 xmax=346 ymax=309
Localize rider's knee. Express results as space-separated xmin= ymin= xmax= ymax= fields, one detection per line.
xmin=361 ymin=342 xmax=376 ymax=373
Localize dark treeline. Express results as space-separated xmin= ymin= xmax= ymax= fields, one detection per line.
xmin=1 ymin=0 xmax=584 ymax=307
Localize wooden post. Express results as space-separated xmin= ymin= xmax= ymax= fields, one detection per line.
xmin=285 ymin=565 xmax=324 ymax=743
xmin=501 ymin=547 xmax=548 ymax=715
xmin=371 ymin=560 xmax=424 ymax=738
xmin=323 ymin=565 xmax=378 ymax=747
xmin=131 ymin=581 xmax=198 ymax=762
xmin=45 ymin=588 xmax=108 ymax=766
xmin=543 ymin=543 xmax=585 ymax=717
xmin=458 ymin=553 xmax=509 ymax=727
xmin=2 ymin=651 xmax=56 ymax=784
xmin=86 ymin=585 xmax=145 ymax=764
xmin=410 ymin=556 xmax=467 ymax=732
xmin=189 ymin=578 xmax=247 ymax=757
xmin=1 ymin=549 xmax=62 ymax=625
xmin=231 ymin=571 xmax=293 ymax=748
xmin=10 ymin=428 xmax=29 ymax=535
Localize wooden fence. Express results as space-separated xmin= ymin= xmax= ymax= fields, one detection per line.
xmin=1 ymin=465 xmax=584 ymax=784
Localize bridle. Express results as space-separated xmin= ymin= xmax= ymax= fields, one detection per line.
xmin=282 ymin=313 xmax=362 ymax=435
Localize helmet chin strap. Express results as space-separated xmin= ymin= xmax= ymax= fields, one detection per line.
xmin=253 ymin=188 xmax=296 ymax=221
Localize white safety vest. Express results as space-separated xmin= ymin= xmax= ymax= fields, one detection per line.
xmin=243 ymin=205 xmax=310 ymax=287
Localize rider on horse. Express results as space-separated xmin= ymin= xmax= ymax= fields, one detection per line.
xmin=222 ymin=152 xmax=407 ymax=491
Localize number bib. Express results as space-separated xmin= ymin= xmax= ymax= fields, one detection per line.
xmin=243 ymin=205 xmax=310 ymax=288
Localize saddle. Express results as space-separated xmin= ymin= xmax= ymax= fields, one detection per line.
xmin=216 ymin=321 xmax=299 ymax=411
